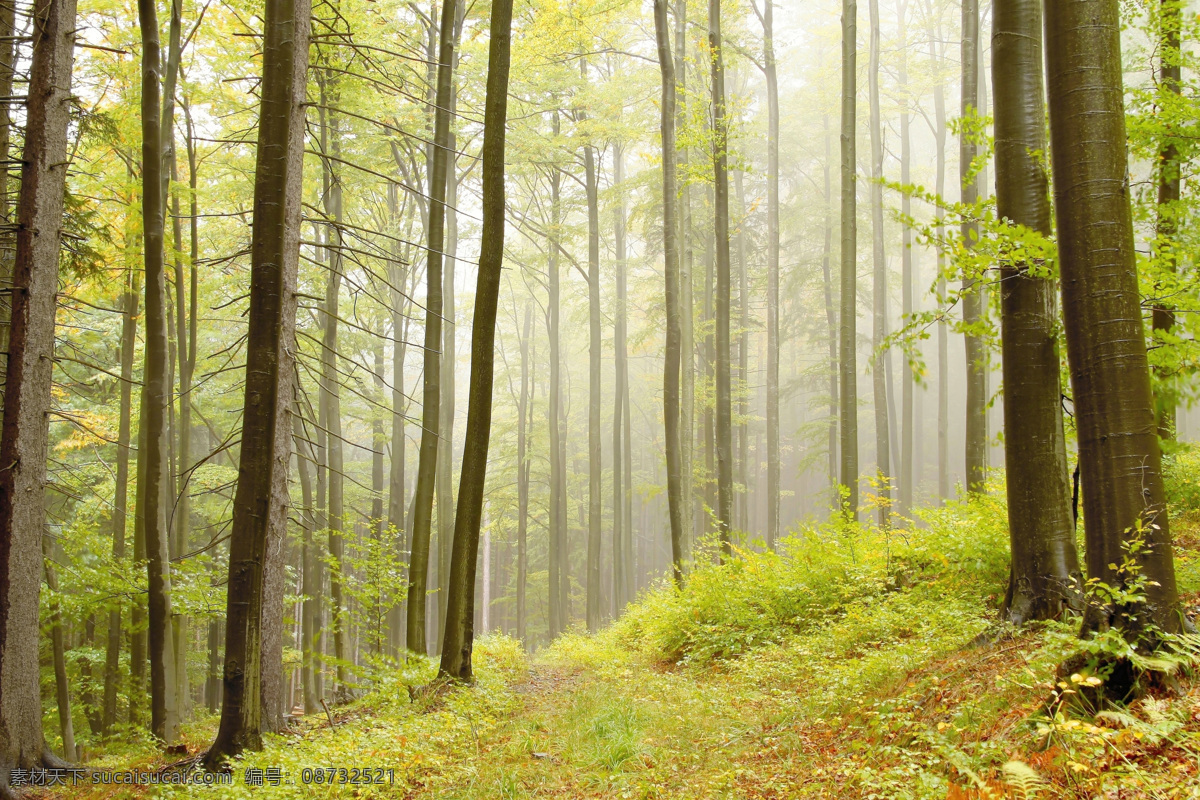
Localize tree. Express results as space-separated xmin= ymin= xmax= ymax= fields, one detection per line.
xmin=582 ymin=61 xmax=602 ymax=631
xmin=839 ymin=0 xmax=859 ymax=519
xmin=868 ymin=0 xmax=890 ymax=523
xmin=1044 ymin=0 xmax=1182 ymax=638
xmin=654 ymin=0 xmax=685 ymax=582
xmin=439 ymin=0 xmax=514 ymax=682
xmin=709 ymin=0 xmax=733 ymax=552
xmin=961 ymin=0 xmax=986 ymax=495
xmin=137 ymin=0 xmax=180 ymax=743
xmin=0 ymin=0 xmax=77 ymax=785
xmin=203 ymin=0 xmax=308 ymax=764
xmin=897 ymin=0 xmax=914 ymax=518
xmin=408 ymin=0 xmax=459 ymax=656
xmin=992 ymin=0 xmax=1081 ymax=624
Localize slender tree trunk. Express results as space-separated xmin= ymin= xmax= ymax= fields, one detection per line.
xmin=822 ymin=117 xmax=838 ymax=510
xmin=655 ymin=0 xmax=685 ymax=582
xmin=294 ymin=411 xmax=318 ymax=712
xmin=839 ymin=0 xmax=859 ymax=519
xmin=868 ymin=0 xmax=890 ymax=524
xmin=138 ymin=0 xmax=180 ymax=743
xmin=546 ymin=150 xmax=566 ymax=638
xmin=734 ymin=169 xmax=749 ymax=536
xmin=516 ymin=304 xmax=531 ymax=640
xmin=203 ymin=0 xmax=307 ymax=762
xmin=104 ymin=267 xmax=139 ymax=733
xmin=408 ymin=0 xmax=458 ymax=656
xmin=319 ymin=99 xmax=348 ymax=688
xmin=613 ymin=144 xmax=632 ymax=606
xmin=582 ymin=73 xmax=603 ymax=631
xmin=709 ymin=0 xmax=733 ymax=554
xmin=759 ymin=0 xmax=780 ymax=548
xmin=387 ymin=183 xmax=407 ymax=656
xmin=439 ymin=0 xmax=513 ymax=680
xmin=1044 ymin=0 xmax=1181 ymax=638
xmin=993 ymin=0 xmax=1081 ymax=624
xmin=1153 ymin=0 xmax=1182 ymax=441
xmin=961 ymin=0 xmax=986 ymax=494
xmin=131 ymin=406 xmax=148 ymax=725
xmin=898 ymin=0 xmax=914 ymax=518
xmin=927 ymin=8 xmax=949 ymax=502
xmin=0 ymin=0 xmax=77 ymax=784
xmin=675 ymin=0 xmax=696 ymax=553
xmin=43 ymin=542 xmax=75 ymax=762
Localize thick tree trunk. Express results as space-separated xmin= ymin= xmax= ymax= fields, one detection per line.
xmin=709 ymin=0 xmax=733 ymax=553
xmin=961 ymin=0 xmax=987 ymax=494
xmin=104 ymin=267 xmax=139 ymax=732
xmin=839 ymin=0 xmax=859 ymax=519
xmin=1045 ymin=0 xmax=1181 ymax=638
xmin=408 ymin=0 xmax=458 ymax=656
xmin=868 ymin=0 xmax=890 ymax=524
xmin=1153 ymin=0 xmax=1182 ymax=441
xmin=0 ymin=0 xmax=77 ymax=785
xmin=583 ymin=96 xmax=602 ymax=632
xmin=138 ymin=0 xmax=180 ymax=743
xmin=993 ymin=0 xmax=1081 ymax=624
xmin=438 ymin=0 xmax=513 ymax=681
xmin=203 ymin=0 xmax=307 ymax=763
xmin=655 ymin=0 xmax=685 ymax=582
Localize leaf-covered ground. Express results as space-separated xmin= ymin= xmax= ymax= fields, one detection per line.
xmin=41 ymin=502 xmax=1200 ymax=799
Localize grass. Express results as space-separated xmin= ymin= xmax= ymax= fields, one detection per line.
xmin=43 ymin=476 xmax=1200 ymax=800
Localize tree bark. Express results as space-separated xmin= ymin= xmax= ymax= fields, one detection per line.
xmin=582 ymin=76 xmax=602 ymax=631
xmin=438 ymin=0 xmax=513 ymax=681
xmin=1045 ymin=0 xmax=1181 ymax=638
xmin=1153 ymin=0 xmax=1182 ymax=441
xmin=839 ymin=0 xmax=859 ymax=519
xmin=407 ymin=0 xmax=458 ymax=656
xmin=868 ymin=0 xmax=890 ymax=524
xmin=0 ymin=0 xmax=77 ymax=784
xmin=961 ymin=0 xmax=987 ymax=494
xmin=138 ymin=0 xmax=180 ymax=743
xmin=993 ymin=0 xmax=1081 ymax=624
xmin=203 ymin=0 xmax=307 ymax=763
xmin=709 ymin=0 xmax=733 ymax=553
xmin=655 ymin=0 xmax=685 ymax=582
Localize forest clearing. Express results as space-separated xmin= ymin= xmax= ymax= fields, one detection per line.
xmin=2 ymin=0 xmax=1200 ymax=796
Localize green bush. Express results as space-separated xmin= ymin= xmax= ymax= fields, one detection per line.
xmin=1163 ymin=444 xmax=1200 ymax=514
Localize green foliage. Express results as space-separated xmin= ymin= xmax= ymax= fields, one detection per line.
xmin=1163 ymin=444 xmax=1200 ymax=513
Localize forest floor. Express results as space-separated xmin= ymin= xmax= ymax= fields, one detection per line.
xmin=42 ymin=505 xmax=1200 ymax=799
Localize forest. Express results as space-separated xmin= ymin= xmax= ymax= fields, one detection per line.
xmin=0 ymin=0 xmax=1198 ymax=796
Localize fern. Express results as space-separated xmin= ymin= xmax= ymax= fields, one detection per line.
xmin=1002 ymin=760 xmax=1043 ymax=799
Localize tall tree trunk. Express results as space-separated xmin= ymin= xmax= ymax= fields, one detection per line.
xmin=387 ymin=182 xmax=407 ymax=656
xmin=1153 ymin=0 xmax=1182 ymax=441
xmin=839 ymin=0 xmax=859 ymax=519
xmin=1044 ymin=0 xmax=1181 ymax=638
xmin=898 ymin=0 xmax=914 ymax=518
xmin=516 ymin=304 xmax=531 ymax=640
xmin=655 ymin=0 xmax=685 ymax=582
xmin=203 ymin=0 xmax=307 ymax=761
xmin=408 ymin=0 xmax=457 ymax=656
xmin=294 ymin=411 xmax=318 ymax=712
xmin=926 ymin=5 xmax=949 ymax=502
xmin=822 ymin=117 xmax=839 ymax=510
xmin=138 ymin=0 xmax=180 ymax=743
xmin=582 ymin=71 xmax=602 ymax=631
xmin=438 ymin=0 xmax=513 ymax=680
xmin=0 ymin=0 xmax=18 ymax=400
xmin=992 ymin=0 xmax=1081 ymax=624
xmin=131 ymin=402 xmax=148 ymax=725
xmin=675 ymin=0 xmax=695 ymax=552
xmin=613 ymin=143 xmax=630 ymax=608
xmin=759 ymin=0 xmax=780 ymax=548
xmin=0 ymin=0 xmax=77 ymax=783
xmin=734 ymin=169 xmax=749 ymax=536
xmin=104 ymin=266 xmax=139 ymax=733
xmin=961 ymin=0 xmax=987 ymax=494
xmin=868 ymin=0 xmax=890 ymax=524
xmin=709 ymin=0 xmax=733 ymax=553
xmin=546 ymin=149 xmax=567 ymax=638
xmin=319 ymin=99 xmax=347 ymax=688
